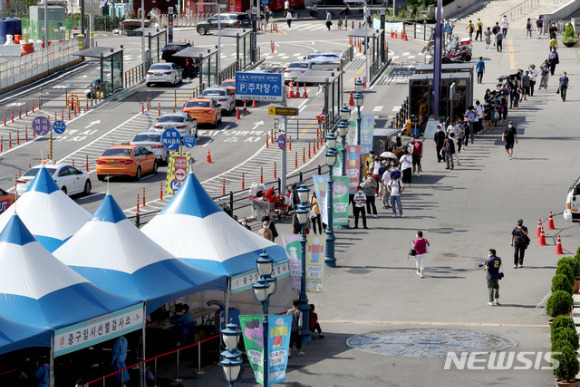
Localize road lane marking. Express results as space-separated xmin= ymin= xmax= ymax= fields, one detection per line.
xmin=372 ymin=106 xmax=383 ymax=112
xmin=321 ymin=320 xmax=547 ymax=328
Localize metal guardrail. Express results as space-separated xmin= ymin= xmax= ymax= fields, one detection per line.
xmin=124 ymin=59 xmax=152 ymax=88
xmin=505 ymin=0 xmax=541 ymax=22
xmin=217 ymin=61 xmax=238 ymax=85
xmin=390 ymin=97 xmax=409 ymax=129
xmin=342 ymin=45 xmax=354 ymax=64
xmin=406 ymin=22 xmax=434 ymax=42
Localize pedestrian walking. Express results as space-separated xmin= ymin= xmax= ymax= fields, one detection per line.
xmin=536 ymin=16 xmax=543 ymax=38
xmin=492 ymin=22 xmax=500 ymax=46
xmin=361 ymin=174 xmax=378 ymax=218
xmin=456 ymin=119 xmax=466 ymax=148
xmin=340 ymin=3 xmax=350 ymax=15
xmin=525 ymin=18 xmax=532 ymax=38
xmin=399 ymin=150 xmax=413 ymax=185
xmin=484 ymin=249 xmax=502 ymax=306
xmin=539 ymin=60 xmax=550 ymax=89
xmin=365 ymin=6 xmax=371 ymax=26
xmin=411 ymin=137 xmax=423 ymax=176
xmin=309 ymin=193 xmax=322 ymax=234
xmin=495 ymin=30 xmax=503 ymax=52
xmin=484 ymin=26 xmax=492 ymax=48
xmin=549 ymin=23 xmax=558 ymax=39
xmin=434 ymin=124 xmax=445 ymax=162
xmin=476 ymin=18 xmax=483 ymax=41
xmin=287 ymin=299 xmax=305 ymax=357
xmin=474 ymin=100 xmax=483 ymax=134
xmin=443 ymin=133 xmax=456 ymax=170
xmin=325 ymin=11 xmax=332 ymax=31
xmin=257 ymin=219 xmax=274 ymax=241
xmin=510 ymin=218 xmax=529 ymax=268
xmin=369 ymin=155 xmax=382 ymax=193
xmin=520 ymin=71 xmax=531 ymax=100
xmin=529 ymin=64 xmax=538 ymax=96
xmin=284 ymin=0 xmax=289 ymax=15
xmin=387 ymin=171 xmax=405 ymax=217
xmin=286 ymin=10 xmax=293 ymax=28
xmin=352 ymin=185 xmax=368 ymax=229
xmin=467 ymin=20 xmax=475 ymax=40
xmin=412 ymin=231 xmax=430 ymax=278
xmin=558 ymin=71 xmax=569 ymax=102
xmin=511 ymin=87 xmax=520 ymax=110
xmin=500 ymin=15 xmax=509 ymax=37
xmin=549 ymin=47 xmax=559 ymax=76
xmin=501 ymin=121 xmax=518 ymax=160
xmin=380 ymin=161 xmax=396 ymax=209
xmin=464 ymin=106 xmax=475 ymax=144
xmin=549 ymin=35 xmax=558 ymax=50
xmin=475 ymin=56 xmax=485 ymax=84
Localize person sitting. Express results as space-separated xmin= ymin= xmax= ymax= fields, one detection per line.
xmin=309 ymin=304 xmax=324 ymax=338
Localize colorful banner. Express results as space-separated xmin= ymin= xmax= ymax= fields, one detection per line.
xmin=239 ymin=314 xmax=292 ymax=386
xmin=312 ymin=175 xmax=349 ymax=227
xmin=312 ymin=175 xmax=329 ymax=225
xmin=347 ymin=120 xmax=356 ymax=145
xmin=165 ymin=152 xmax=190 ymax=195
xmin=280 ymin=234 xmax=302 ymax=291
xmin=306 ymin=235 xmax=325 ymax=293
xmin=333 ymin=144 xmax=344 ymax=177
xmin=360 ymin=115 xmax=376 ymax=155
xmin=345 ymin=145 xmax=361 ymax=192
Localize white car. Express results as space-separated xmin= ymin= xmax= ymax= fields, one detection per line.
xmin=130 ymin=131 xmax=170 ymax=165
xmin=146 ymin=63 xmax=183 ymax=87
xmin=283 ymin=61 xmax=311 ymax=83
xmin=201 ymin=87 xmax=236 ymax=115
xmin=153 ymin=113 xmax=197 ymax=138
xmin=16 ymin=163 xmax=92 ymax=196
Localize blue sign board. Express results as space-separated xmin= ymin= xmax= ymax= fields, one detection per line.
xmin=183 ymin=134 xmax=196 ymax=148
xmin=235 ymin=72 xmax=283 ymax=102
xmin=277 ymin=135 xmax=286 ymax=149
xmin=161 ymin=128 xmax=181 ymax=150
xmin=32 ymin=116 xmax=51 ymax=136
xmin=53 ymin=120 xmax=66 ymax=134
xmin=170 ymin=178 xmax=182 ymax=191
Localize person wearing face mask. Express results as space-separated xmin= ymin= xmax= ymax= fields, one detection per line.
xmin=511 ymin=219 xmax=529 ymax=268
xmin=558 ymin=71 xmax=569 ymax=102
xmin=501 ymin=121 xmax=518 ymax=160
xmin=352 ymin=185 xmax=368 ymax=229
xmin=433 ymin=125 xmax=446 ymax=162
xmin=241 ymin=217 xmax=251 ymax=230
xmin=387 ymin=171 xmax=405 ymax=217
xmin=412 ymin=231 xmax=430 ymax=278
xmin=258 ymin=220 xmax=274 ymax=241
xmin=360 ymin=173 xmax=378 ymax=218
xmin=380 ymin=161 xmax=396 ymax=209
xmin=484 ymin=249 xmax=502 ymax=306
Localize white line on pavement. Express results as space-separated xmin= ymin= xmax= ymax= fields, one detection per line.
xmin=372 ymin=106 xmax=383 ymax=112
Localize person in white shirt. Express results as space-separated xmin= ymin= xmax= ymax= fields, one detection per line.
xmin=352 ymin=186 xmax=368 ymax=229
xmin=286 ymin=10 xmax=293 ymax=28
xmin=528 ymin=64 xmax=539 ymax=96
xmin=387 ymin=172 xmax=405 ymax=217
xmin=500 ymin=15 xmax=509 ymax=37
xmin=284 ymin=0 xmax=289 ymax=15
xmin=474 ymin=100 xmax=484 ymax=134
xmin=380 ymin=161 xmax=396 ymax=209
xmin=399 ymin=150 xmax=413 ymax=186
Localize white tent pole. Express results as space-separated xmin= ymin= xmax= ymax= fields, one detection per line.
xmin=49 ymin=332 xmax=55 ymax=387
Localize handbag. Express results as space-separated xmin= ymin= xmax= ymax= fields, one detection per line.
xmin=408 ymin=249 xmax=416 ymax=256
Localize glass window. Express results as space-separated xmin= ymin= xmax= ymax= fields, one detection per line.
xmin=203 ymin=89 xmax=226 ymax=96
xmin=23 ymin=167 xmax=57 ymax=177
xmin=158 ymin=115 xmax=185 ymax=123
xmin=133 ymin=133 xmax=162 ymax=142
xmin=288 ymin=62 xmax=309 ymax=69
xmin=186 ymin=101 xmax=210 ymax=108
xmin=150 ymin=64 xmax=172 ymax=70
xmin=102 ymin=148 xmax=132 ymax=157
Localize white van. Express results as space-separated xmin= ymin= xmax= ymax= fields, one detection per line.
xmin=563 ymin=176 xmax=580 ymax=223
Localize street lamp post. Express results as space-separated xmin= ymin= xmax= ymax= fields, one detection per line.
xmin=251 ymin=251 xmax=277 ymax=387
xmin=354 ymin=78 xmax=365 ymax=183
xmin=295 ymin=183 xmax=311 ymax=343
xmin=324 ymin=134 xmax=338 ymax=268
xmin=220 ymin=320 xmax=243 ymax=387
xmin=338 ymin=104 xmax=352 ymax=177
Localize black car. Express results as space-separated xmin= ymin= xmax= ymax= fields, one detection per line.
xmin=196 ymin=13 xmax=251 ymax=35
xmin=161 ymin=42 xmax=191 ymax=70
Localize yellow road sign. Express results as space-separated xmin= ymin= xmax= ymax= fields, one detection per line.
xmin=268 ymin=107 xmax=298 ymax=116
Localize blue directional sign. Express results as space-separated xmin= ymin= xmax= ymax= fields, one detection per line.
xmin=32 ymin=116 xmax=51 ymax=136
xmin=183 ymin=134 xmax=196 ymax=148
xmin=53 ymin=120 xmax=66 ymax=134
xmin=161 ymin=128 xmax=181 ymax=150
xmin=170 ymin=178 xmax=182 ymax=191
xmin=235 ymin=72 xmax=283 ymax=102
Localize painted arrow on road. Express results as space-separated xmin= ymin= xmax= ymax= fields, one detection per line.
xmin=85 ymin=120 xmax=101 ymax=129
xmin=252 ymin=120 xmax=264 ymax=130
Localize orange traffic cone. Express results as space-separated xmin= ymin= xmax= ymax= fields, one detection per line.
xmin=349 ymin=91 xmax=355 ymax=107
xmin=303 ymin=84 xmax=308 ymax=98
xmin=537 ymin=227 xmax=547 ymax=246
xmin=288 ymin=81 xmax=294 ymax=98
xmin=243 ymin=101 xmax=248 ymax=115
xmin=236 ymin=107 xmax=241 ymax=120
xmin=535 ymin=219 xmax=542 ymax=238
xmin=394 ymin=31 xmax=398 ymax=39
xmin=547 ymin=211 xmax=556 ymax=230
xmin=404 ymin=32 xmax=408 ymax=41
xmin=390 ymin=30 xmax=394 ymax=38
xmin=206 ymin=149 xmax=213 ymax=163
xmin=295 ymin=85 xmax=301 ymax=98
xmin=252 ymin=100 xmax=258 ymax=107
xmin=554 ymin=235 xmax=564 ymax=255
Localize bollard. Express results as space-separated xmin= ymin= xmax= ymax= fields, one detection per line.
xmin=158 ymin=103 xmax=161 ymax=117
xmin=260 ymin=167 xmax=263 ymax=184
xmin=302 ymin=147 xmax=305 ymax=163
xmin=8 ymin=133 xmax=11 ymax=148
xmin=54 ymin=112 xmax=57 ymax=121
xmin=274 ymin=162 xmax=277 ymax=179
xmin=289 ymin=136 xmax=292 ymax=151
xmin=25 ymin=104 xmax=28 ymax=117
xmin=266 ymin=134 xmax=269 ymax=148
xmin=11 ymin=109 xmax=14 ymax=123
xmin=16 ymin=130 xmax=19 ymax=145
xmin=3 ymin=112 xmax=5 ymax=126
xmin=242 ymin=173 xmax=245 ymax=190
xmin=142 ymin=187 xmax=146 ymax=206
xmin=295 ymin=152 xmax=298 ymax=168
xmin=308 ymin=142 xmax=311 ymax=159
xmin=38 ymin=97 xmax=41 ymax=110
xmin=222 ymin=179 xmax=226 ymax=195
xmin=196 ymin=341 xmax=204 ymax=375
xmin=141 ymin=101 xmax=144 ymax=114
xmin=25 ymin=126 xmax=28 ymax=142
xmin=68 ymin=110 xmax=71 ymax=120
xmin=18 ymin=169 xmax=21 ymax=178
xmin=61 ymin=109 xmax=64 ymax=121
xmin=32 ymin=100 xmax=35 ymax=113
xmin=72 ymin=159 xmax=75 ymax=167
xmin=86 ymin=155 xmax=89 ymax=172
xmin=0 ymin=137 xmax=3 ymax=152
xmin=146 ymin=99 xmax=150 ymax=111
xmin=160 ymin=182 xmax=164 ymax=200
xmin=19 ymin=106 xmax=21 ymax=120
xmin=86 ymin=99 xmax=89 ymax=112
xmin=136 ymin=194 xmax=140 ymax=214
xmin=270 ymin=129 xmax=274 ymax=144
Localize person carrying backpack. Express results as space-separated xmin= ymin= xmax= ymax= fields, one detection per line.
xmin=510 ymin=219 xmax=529 ymax=268
xmin=443 ymin=133 xmax=456 ymax=170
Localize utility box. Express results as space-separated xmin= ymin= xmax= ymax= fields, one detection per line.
xmin=28 ymin=6 xmax=66 ymax=41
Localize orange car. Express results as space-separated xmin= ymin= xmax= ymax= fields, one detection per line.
xmin=96 ymin=145 xmax=158 ymax=181
xmin=220 ymin=78 xmax=235 ymax=95
xmin=0 ymin=188 xmax=16 ymax=214
xmin=182 ymin=98 xmax=222 ymax=127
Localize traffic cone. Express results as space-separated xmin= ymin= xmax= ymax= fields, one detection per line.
xmin=404 ymin=32 xmax=408 ymax=41
xmin=349 ymin=91 xmax=355 ymax=107
xmin=394 ymin=31 xmax=398 ymax=38
xmin=535 ymin=219 xmax=542 ymax=238
xmin=303 ymin=84 xmax=308 ymax=98
xmin=537 ymin=227 xmax=547 ymax=246
xmin=554 ymin=235 xmax=564 ymax=255
xmin=243 ymin=101 xmax=248 ymax=115
xmin=349 ymin=36 xmax=352 ymax=45
xmin=288 ymin=81 xmax=294 ymax=98
xmin=547 ymin=211 xmax=556 ymax=230
xmin=236 ymin=107 xmax=241 ymax=120
xmin=206 ymin=149 xmax=213 ymax=163
xmin=295 ymin=85 xmax=301 ymax=98
xmin=252 ymin=100 xmax=258 ymax=107
xmin=390 ymin=30 xmax=394 ymax=38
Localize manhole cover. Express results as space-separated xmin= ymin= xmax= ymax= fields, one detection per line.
xmin=346 ymin=328 xmax=517 ymax=358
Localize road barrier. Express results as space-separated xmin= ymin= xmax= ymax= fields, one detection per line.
xmin=142 ymin=188 xmax=146 ymax=206
xmin=160 ymin=182 xmax=164 ymax=200
xmin=554 ymin=235 xmax=564 ymax=255
xmin=547 ymin=211 xmax=556 ymax=230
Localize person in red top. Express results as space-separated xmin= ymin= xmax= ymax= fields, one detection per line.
xmin=412 ymin=231 xmax=430 ymax=278
xmin=411 ymin=137 xmax=423 ymax=177
xmin=309 ymin=304 xmax=324 ymax=338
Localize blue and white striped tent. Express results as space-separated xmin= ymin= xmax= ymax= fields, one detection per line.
xmin=0 ymin=213 xmax=137 ymax=329
xmin=53 ymin=193 xmax=227 ymax=312
xmin=0 ymin=167 xmax=90 ymax=252
xmin=142 ymin=172 xmax=288 ymax=277
xmin=0 ymin=316 xmax=51 ymax=355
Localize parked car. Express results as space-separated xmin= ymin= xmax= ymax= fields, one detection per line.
xmin=196 ymin=13 xmax=251 ymax=35
xmin=201 ymin=87 xmax=236 ymax=114
xmin=153 ymin=112 xmax=198 ymax=138
xmin=130 ymin=131 xmax=170 ymax=165
xmin=146 ymin=62 xmax=183 ymax=87
xmin=564 ymin=176 xmax=580 ymax=223
xmin=182 ymin=98 xmax=223 ymax=127
xmin=283 ymin=60 xmax=341 ymax=83
xmin=0 ymin=188 xmax=16 ymax=214
xmin=16 ymin=163 xmax=92 ymax=196
xmin=161 ymin=42 xmax=192 ymax=70
xmin=96 ymin=145 xmax=158 ymax=181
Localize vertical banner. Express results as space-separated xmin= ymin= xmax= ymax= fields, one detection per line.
xmin=281 ymin=234 xmax=302 ymax=291
xmin=360 ymin=115 xmax=375 ymax=155
xmin=345 ymin=145 xmax=361 ymax=191
xmin=165 ymin=153 xmax=190 ymax=195
xmin=347 ymin=120 xmax=356 ymax=145
xmin=312 ymin=175 xmax=328 ymax=225
xmin=333 ymin=144 xmax=344 ymax=177
xmin=239 ymin=314 xmax=292 ymax=386
xmin=306 ymin=235 xmax=326 ymax=293
xmin=333 ymin=176 xmax=350 ymax=226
